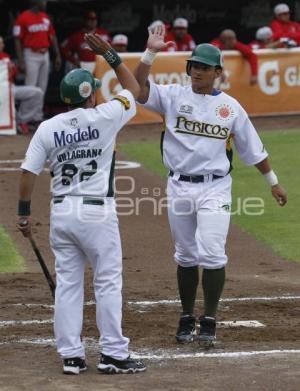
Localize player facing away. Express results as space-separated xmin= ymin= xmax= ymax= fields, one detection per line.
xmin=134 ymin=25 xmax=287 ymax=347
xmin=17 ymin=33 xmax=146 ymax=375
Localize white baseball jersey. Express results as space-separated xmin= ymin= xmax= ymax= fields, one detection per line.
xmin=141 ymin=81 xmax=268 ymax=176
xmin=21 ymin=89 xmax=135 ymax=196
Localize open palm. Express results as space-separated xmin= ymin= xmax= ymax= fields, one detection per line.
xmin=147 ymin=25 xmax=174 ymax=52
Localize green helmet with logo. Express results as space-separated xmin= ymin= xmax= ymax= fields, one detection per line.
xmin=60 ymin=68 xmax=101 ymax=105
xmin=186 ymin=44 xmax=223 ymax=75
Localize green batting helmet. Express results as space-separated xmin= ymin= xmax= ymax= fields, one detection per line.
xmin=60 ymin=68 xmax=101 ymax=105
xmin=186 ymin=44 xmax=223 ymax=75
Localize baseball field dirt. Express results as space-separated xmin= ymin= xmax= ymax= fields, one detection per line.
xmin=1 ymin=121 xmax=300 ymax=391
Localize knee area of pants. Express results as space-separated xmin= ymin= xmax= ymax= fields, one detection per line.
xmin=175 ymin=257 xmax=199 ymax=268
xmin=199 ymin=257 xmax=227 ymax=269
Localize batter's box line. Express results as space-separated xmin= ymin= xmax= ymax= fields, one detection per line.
xmin=1 ymin=337 xmax=300 ymax=360
xmin=4 ymin=294 xmax=300 ymax=310
xmin=0 ymin=319 xmax=265 ymax=329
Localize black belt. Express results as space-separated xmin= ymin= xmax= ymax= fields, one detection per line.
xmin=169 ymin=171 xmax=224 ymax=183
xmin=53 ymin=196 xmax=104 ymax=205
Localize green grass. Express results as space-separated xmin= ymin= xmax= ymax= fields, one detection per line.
xmin=121 ymin=128 xmax=300 ymax=262
xmin=0 ymin=226 xmax=25 ymax=272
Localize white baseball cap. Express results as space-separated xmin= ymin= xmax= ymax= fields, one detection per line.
xmin=274 ymin=3 xmax=290 ymax=15
xmin=256 ymin=26 xmax=273 ymax=41
xmin=173 ymin=17 xmax=188 ymax=28
xmin=112 ymin=34 xmax=128 ymax=46
xmin=149 ymin=20 xmax=164 ymax=31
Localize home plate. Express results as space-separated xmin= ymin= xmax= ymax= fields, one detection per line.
xmin=217 ymin=320 xmax=265 ymax=328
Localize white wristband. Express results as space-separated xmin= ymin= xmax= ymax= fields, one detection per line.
xmin=264 ymin=170 xmax=278 ymax=186
xmin=141 ymin=48 xmax=157 ymax=65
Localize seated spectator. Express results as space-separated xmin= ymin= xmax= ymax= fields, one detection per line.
xmin=249 ymin=27 xmax=283 ymax=49
xmin=112 ymin=34 xmax=128 ymax=52
xmin=270 ymin=3 xmax=300 ymax=46
xmin=0 ymin=35 xmax=43 ymax=134
xmin=211 ymin=29 xmax=258 ymax=85
xmin=61 ymin=10 xmax=111 ymax=73
xmin=164 ymin=17 xmax=196 ymax=51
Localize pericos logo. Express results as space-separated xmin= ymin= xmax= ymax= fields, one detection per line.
xmin=215 ymin=104 xmax=234 ymax=121
xmin=174 ymin=116 xmax=229 ymax=140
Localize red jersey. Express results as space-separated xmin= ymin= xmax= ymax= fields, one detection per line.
xmin=248 ymin=40 xmax=266 ymax=50
xmin=211 ymin=38 xmax=258 ymax=76
xmin=13 ymin=10 xmax=55 ymax=49
xmin=164 ymin=31 xmax=196 ymax=52
xmin=270 ymin=19 xmax=300 ymax=45
xmin=61 ymin=28 xmax=111 ymax=63
xmin=0 ymin=52 xmax=17 ymax=82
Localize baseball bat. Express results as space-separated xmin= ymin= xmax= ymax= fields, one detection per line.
xmin=28 ymin=236 xmax=56 ymax=300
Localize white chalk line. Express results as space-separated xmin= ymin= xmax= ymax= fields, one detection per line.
xmin=0 ymin=318 xmax=265 ymax=329
xmin=0 ymin=319 xmax=53 ymax=327
xmin=4 ymin=295 xmax=300 ymax=310
xmin=0 ymin=337 xmax=300 ymax=360
xmin=128 ymin=295 xmax=300 ymax=306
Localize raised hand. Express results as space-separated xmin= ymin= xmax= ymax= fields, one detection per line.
xmin=147 ymin=25 xmax=174 ymax=53
xmin=85 ymin=33 xmax=112 ymax=55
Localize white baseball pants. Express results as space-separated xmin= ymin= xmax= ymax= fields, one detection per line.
xmin=12 ymin=84 xmax=43 ymax=123
xmin=50 ymin=196 xmax=129 ymax=360
xmin=167 ymin=174 xmax=232 ymax=269
xmin=23 ymin=48 xmax=50 ymax=93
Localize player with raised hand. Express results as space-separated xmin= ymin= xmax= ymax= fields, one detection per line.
xmin=17 ymin=33 xmax=146 ymax=375
xmin=135 ymin=26 xmax=287 ymax=347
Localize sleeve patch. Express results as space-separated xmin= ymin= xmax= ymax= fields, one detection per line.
xmin=113 ymin=95 xmax=131 ymax=110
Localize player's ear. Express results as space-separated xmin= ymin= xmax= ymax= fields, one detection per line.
xmin=215 ymin=66 xmax=223 ymax=78
xmin=88 ymin=92 xmax=96 ymax=107
xmin=186 ymin=62 xmax=191 ymax=76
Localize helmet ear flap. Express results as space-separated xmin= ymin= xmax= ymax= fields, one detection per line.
xmin=186 ymin=61 xmax=191 ymax=76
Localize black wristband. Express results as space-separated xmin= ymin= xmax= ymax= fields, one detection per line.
xmin=103 ymin=48 xmax=122 ymax=69
xmin=18 ymin=200 xmax=31 ymax=216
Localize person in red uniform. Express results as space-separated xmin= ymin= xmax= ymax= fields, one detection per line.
xmin=13 ymin=0 xmax=61 ymax=97
xmin=164 ymin=18 xmax=196 ymax=52
xmin=270 ymin=3 xmax=300 ymax=46
xmin=111 ymin=34 xmax=128 ymax=53
xmin=211 ymin=29 xmax=258 ymax=85
xmin=0 ymin=35 xmax=43 ymax=134
xmin=61 ymin=10 xmax=110 ymax=73
xmin=249 ymin=26 xmax=291 ymax=50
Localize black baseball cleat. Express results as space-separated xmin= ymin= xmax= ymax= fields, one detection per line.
xmin=63 ymin=357 xmax=87 ymax=375
xmin=175 ymin=314 xmax=196 ymax=343
xmin=199 ymin=316 xmax=216 ymax=348
xmin=97 ymin=354 xmax=146 ymax=374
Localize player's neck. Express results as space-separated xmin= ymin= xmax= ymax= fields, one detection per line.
xmin=191 ymin=85 xmax=214 ymax=95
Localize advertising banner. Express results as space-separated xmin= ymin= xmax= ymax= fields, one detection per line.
xmin=0 ymin=61 xmax=16 ymax=135
xmin=95 ymin=48 xmax=300 ymax=123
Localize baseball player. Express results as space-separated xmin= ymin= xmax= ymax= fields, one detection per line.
xmin=164 ymin=18 xmax=196 ymax=52
xmin=134 ymin=26 xmax=287 ymax=346
xmin=13 ymin=0 xmax=61 ymax=99
xmin=249 ymin=27 xmax=286 ymax=50
xmin=61 ymin=10 xmax=111 ymax=73
xmin=271 ymin=3 xmax=300 ymax=46
xmin=112 ymin=34 xmax=129 ymax=53
xmin=17 ymin=33 xmax=146 ymax=375
xmin=211 ymin=30 xmax=258 ymax=86
xmin=0 ymin=35 xmax=43 ymax=135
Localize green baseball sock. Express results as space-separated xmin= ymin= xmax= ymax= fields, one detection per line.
xmin=202 ymin=267 xmax=225 ymax=318
xmin=177 ymin=265 xmax=199 ymax=315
